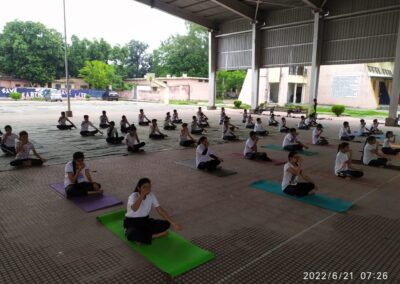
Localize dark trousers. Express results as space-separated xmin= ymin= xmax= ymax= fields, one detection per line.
xmin=337 ymin=170 xmax=364 ymax=178
xmin=99 ymin=124 xmax=109 ymax=129
xmin=340 ymin=135 xmax=355 ymax=141
xmin=284 ymin=144 xmax=303 ymax=151
xmin=139 ymin=122 xmax=149 ymax=126
xmin=164 ymin=125 xmax=176 ymax=130
xmin=280 ymin=127 xmax=290 ymax=133
xmin=65 ymin=182 xmax=101 ymax=199
xmin=298 ymin=126 xmax=309 ymax=130
xmin=284 ymin=182 xmax=315 ymax=197
xmin=80 ymin=130 xmax=99 ymax=136
xmin=316 ymin=139 xmax=328 ymax=146
xmin=57 ymin=125 xmax=74 ymax=130
xmin=149 ymin=134 xmax=165 ymax=140
xmin=198 ymin=159 xmax=220 ymax=171
xmin=1 ymin=145 xmax=16 ymax=155
xmin=256 ymin=131 xmax=268 ymax=136
xmin=172 ymin=119 xmax=182 ymax=124
xmin=245 ymin=152 xmax=271 ymax=161
xmin=10 ymin=158 xmax=43 ymax=167
xmin=180 ymin=140 xmax=195 ymax=147
xmin=121 ymin=126 xmax=129 ymax=134
xmin=106 ymin=137 xmax=124 ymax=144
xmin=368 ymin=158 xmax=388 ymax=167
xmin=191 ymin=129 xmax=203 ymax=135
xmin=199 ymin=122 xmax=209 ymax=128
xmin=269 ymin=122 xmax=278 ymax=126
xmin=223 ymin=135 xmax=237 ymax=141
xmin=127 ymin=142 xmax=146 ymax=152
xmin=382 ymin=147 xmax=400 ymax=155
xmin=246 ymin=124 xmax=254 ymax=129
xmin=124 ymin=216 xmax=170 ymax=245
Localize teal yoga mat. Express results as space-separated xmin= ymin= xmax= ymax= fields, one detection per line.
xmin=97 ymin=210 xmax=215 ymax=277
xmin=250 ymin=180 xmax=353 ymax=213
xmin=261 ymin=144 xmax=319 ymax=156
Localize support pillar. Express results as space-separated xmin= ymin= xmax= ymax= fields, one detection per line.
xmin=387 ymin=16 xmax=400 ymax=126
xmin=308 ymin=12 xmax=323 ymax=112
xmin=251 ymin=22 xmax=261 ymax=110
xmin=208 ymin=31 xmax=217 ymax=110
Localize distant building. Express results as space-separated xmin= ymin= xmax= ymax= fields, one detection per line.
xmin=51 ymin=78 xmax=89 ymax=90
xmin=0 ymin=74 xmax=31 ymax=88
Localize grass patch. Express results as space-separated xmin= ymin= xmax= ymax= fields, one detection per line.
xmin=169 ymin=100 xmax=198 ymax=105
xmin=317 ymin=106 xmax=388 ymax=118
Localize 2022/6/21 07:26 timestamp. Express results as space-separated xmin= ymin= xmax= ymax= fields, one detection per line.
xmin=303 ymin=271 xmax=389 ymax=281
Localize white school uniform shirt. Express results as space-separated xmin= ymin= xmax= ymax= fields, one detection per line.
xmin=359 ymin=124 xmax=368 ymax=133
xmin=244 ymin=138 xmax=256 ymax=156
xmin=1 ymin=133 xmax=18 ymax=147
xmin=278 ymin=121 xmax=286 ymax=131
xmin=191 ymin=121 xmax=201 ymax=131
xmin=363 ymin=143 xmax=377 ymax=165
xmin=15 ymin=141 xmax=35 ymax=160
xmin=370 ymin=123 xmax=379 ymax=132
xmin=243 ymin=113 xmax=247 ymax=120
xmin=126 ymin=192 xmax=160 ymax=218
xmin=164 ymin=117 xmax=173 ymax=127
xmin=298 ymin=120 xmax=306 ymax=128
xmin=108 ymin=128 xmax=118 ymax=137
xmin=335 ymin=151 xmax=349 ymax=175
xmin=138 ymin=114 xmax=146 ymax=123
xmin=120 ymin=120 xmax=129 ymax=128
xmin=173 ymin=113 xmax=179 ymax=120
xmin=282 ymin=162 xmax=299 ymax=190
xmin=339 ymin=127 xmax=351 ymax=138
xmin=254 ymin=122 xmax=265 ymax=132
xmin=81 ymin=121 xmax=95 ymax=132
xmin=64 ymin=161 xmax=89 ymax=188
xmin=282 ymin=133 xmax=297 ymax=147
xmin=100 ymin=115 xmax=108 ymax=124
xmin=125 ymin=134 xmax=139 ymax=146
xmin=312 ymin=128 xmax=321 ymax=144
xmin=382 ymin=138 xmax=390 ymax=148
xmin=149 ymin=125 xmax=161 ymax=135
xmin=59 ymin=117 xmax=67 ymax=125
xmin=180 ymin=130 xmax=189 ymax=142
xmin=223 ymin=125 xmax=234 ymax=137
xmin=196 ymin=144 xmax=213 ymax=166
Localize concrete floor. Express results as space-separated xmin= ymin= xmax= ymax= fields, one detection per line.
xmin=1 ymin=100 xmax=400 ymax=283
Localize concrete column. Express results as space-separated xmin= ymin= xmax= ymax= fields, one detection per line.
xmin=251 ymin=22 xmax=261 ymax=110
xmin=308 ymin=12 xmax=323 ymax=110
xmin=293 ymin=83 xmax=297 ymax=103
xmin=208 ymin=31 xmax=217 ymax=110
xmin=387 ymin=16 xmax=400 ymax=125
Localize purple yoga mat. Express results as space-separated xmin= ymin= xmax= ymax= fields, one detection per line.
xmin=50 ymin=183 xmax=123 ymax=213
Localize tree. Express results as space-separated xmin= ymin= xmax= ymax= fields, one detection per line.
xmin=87 ymin=38 xmax=111 ymax=62
xmin=79 ymin=60 xmax=115 ymax=90
xmin=152 ymin=22 xmax=208 ymax=78
xmin=0 ymin=20 xmax=64 ymax=86
xmin=68 ymin=35 xmax=91 ymax=77
xmin=125 ymin=40 xmax=152 ymax=78
xmin=216 ymin=70 xmax=246 ymax=98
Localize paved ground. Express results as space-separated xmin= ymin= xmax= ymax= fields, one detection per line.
xmin=1 ymin=101 xmax=400 ymax=283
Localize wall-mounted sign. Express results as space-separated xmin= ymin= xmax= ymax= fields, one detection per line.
xmin=331 ymin=75 xmax=360 ymax=98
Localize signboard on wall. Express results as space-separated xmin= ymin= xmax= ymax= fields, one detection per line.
xmin=331 ymin=76 xmax=360 ymax=98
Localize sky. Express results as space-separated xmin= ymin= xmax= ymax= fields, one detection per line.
xmin=0 ymin=0 xmax=187 ymax=50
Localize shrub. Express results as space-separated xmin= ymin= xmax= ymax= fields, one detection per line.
xmin=85 ymin=94 xmax=91 ymax=101
xmin=10 ymin=92 xmax=22 ymax=100
xmin=233 ymin=100 xmax=242 ymax=108
xmin=331 ymin=105 xmax=345 ymax=117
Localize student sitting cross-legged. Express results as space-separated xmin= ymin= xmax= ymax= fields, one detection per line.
xmin=138 ymin=109 xmax=151 ymax=126
xmin=125 ymin=125 xmax=145 ymax=152
xmin=57 ymin=111 xmax=76 ymax=130
xmin=242 ymin=109 xmax=248 ymax=123
xmin=359 ymin=119 xmax=371 ymax=137
xmin=106 ymin=121 xmax=124 ymax=144
xmin=335 ymin=142 xmax=363 ymax=179
xmin=370 ymin=119 xmax=383 ymax=135
xmin=179 ymin=123 xmax=196 ymax=147
xmin=244 ymin=131 xmax=271 ymax=161
xmin=246 ymin=114 xmax=255 ymax=129
xmin=312 ymin=124 xmax=328 ymax=145
xmin=196 ymin=136 xmax=223 ymax=171
xmin=124 ymin=178 xmax=182 ymax=245
xmin=99 ymin=110 xmax=110 ymax=129
xmin=269 ymin=114 xmax=278 ymax=126
xmin=222 ymin=119 xmax=239 ymax=141
xmin=254 ymin=118 xmax=269 ymax=136
xmin=382 ymin=131 xmax=400 ymax=156
xmin=10 ymin=131 xmax=47 ymax=167
xmin=1 ymin=125 xmax=18 ymax=155
xmin=362 ymin=136 xmax=388 ymax=167
xmin=64 ymin=151 xmax=103 ymax=198
xmin=163 ymin=112 xmax=177 ymax=130
xmin=120 ymin=115 xmax=131 ymax=134
xmin=191 ymin=116 xmax=205 ymax=135
xmin=281 ymin=151 xmax=318 ymax=197
xmin=339 ymin=121 xmax=355 ymax=141
xmin=172 ymin=109 xmax=182 ymax=124
xmin=282 ymin=128 xmax=308 ymax=151
xmin=298 ymin=116 xmax=310 ymax=130
xmin=80 ymin=115 xmax=101 ymax=136
xmin=279 ymin=117 xmax=290 ymax=133
xmin=149 ymin=119 xmax=166 ymax=140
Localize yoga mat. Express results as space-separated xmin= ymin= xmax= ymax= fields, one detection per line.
xmin=49 ymin=182 xmax=123 ymax=213
xmin=261 ymin=144 xmax=319 ymax=156
xmin=97 ymin=210 xmax=214 ymax=277
xmin=351 ymin=160 xmax=400 ymax=171
xmin=175 ymin=159 xmax=237 ymax=177
xmin=250 ymin=180 xmax=353 ymax=213
xmin=306 ymin=142 xmax=337 ymax=149
xmin=230 ymin=153 xmax=285 ymax=166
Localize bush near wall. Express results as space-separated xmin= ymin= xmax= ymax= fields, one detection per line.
xmin=10 ymin=92 xmax=22 ymax=100
xmin=234 ymin=100 xmax=242 ymax=108
xmin=331 ymin=105 xmax=346 ymax=117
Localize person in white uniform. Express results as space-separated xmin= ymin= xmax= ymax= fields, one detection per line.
xmin=358 ymin=119 xmax=371 ymax=137
xmin=138 ymin=109 xmax=151 ymax=126
xmin=335 ymin=142 xmax=363 ymax=178
xmin=120 ymin=115 xmax=131 ymax=134
xmin=64 ymin=151 xmax=103 ymax=198
xmin=246 ymin=114 xmax=255 ymax=129
xmin=298 ymin=116 xmax=309 ymax=130
xmin=196 ymin=136 xmax=223 ymax=171
xmin=106 ymin=121 xmax=124 ymax=144
xmin=1 ymin=125 xmax=18 ymax=155
xmin=125 ymin=125 xmax=145 ymax=152
xmin=123 ymin=178 xmax=181 ymax=245
xmin=179 ymin=123 xmax=196 ymax=147
xmin=282 ymin=128 xmax=308 ymax=151
xmin=163 ymin=112 xmax=177 ymax=130
xmin=254 ymin=118 xmax=268 ymax=136
xmin=281 ymin=151 xmax=317 ymax=197
xmin=172 ymin=109 xmax=182 ymax=124
xmin=362 ymin=136 xmax=388 ymax=167
xmin=268 ymin=114 xmax=278 ymax=126
xmin=222 ymin=119 xmax=239 ymax=141
xmin=10 ymin=131 xmax=47 ymax=167
xmin=57 ymin=111 xmax=76 ymax=130
xmin=382 ymin=131 xmax=400 ymax=155
xmin=244 ymin=131 xmax=271 ymax=161
xmin=312 ymin=124 xmax=328 ymax=145
xmin=80 ymin=115 xmax=101 ymax=136
xmin=149 ymin=119 xmax=166 ymax=140
xmin=242 ymin=109 xmax=248 ymax=123
xmin=99 ymin=110 xmax=110 ymax=129
xmin=191 ymin=116 xmax=205 ymax=135
xmin=339 ymin=121 xmax=355 ymax=141
xmin=369 ymin=119 xmax=383 ymax=135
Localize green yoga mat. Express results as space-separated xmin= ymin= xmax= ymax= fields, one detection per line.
xmin=261 ymin=144 xmax=319 ymax=156
xmin=250 ymin=180 xmax=352 ymax=213
xmin=97 ymin=210 xmax=214 ymax=277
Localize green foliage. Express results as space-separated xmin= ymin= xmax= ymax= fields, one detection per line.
xmin=125 ymin=40 xmax=152 ymax=78
xmin=217 ymin=70 xmax=246 ymax=98
xmin=152 ymin=23 xmax=208 ymax=77
xmin=10 ymin=92 xmax=22 ymax=100
xmin=85 ymin=94 xmax=91 ymax=100
xmin=168 ymin=100 xmax=197 ymax=105
xmin=233 ymin=100 xmax=242 ymax=108
xmin=79 ymin=60 xmax=115 ymax=90
xmin=0 ymin=20 xmax=64 ymax=86
xmin=331 ymin=105 xmax=346 ymax=116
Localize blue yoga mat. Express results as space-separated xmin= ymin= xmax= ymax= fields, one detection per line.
xmin=250 ymin=180 xmax=353 ymax=213
xmin=261 ymin=144 xmax=319 ymax=156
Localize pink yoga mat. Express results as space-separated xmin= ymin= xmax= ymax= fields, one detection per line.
xmin=230 ymin=153 xmax=286 ymax=166
xmin=50 ymin=183 xmax=123 ymax=213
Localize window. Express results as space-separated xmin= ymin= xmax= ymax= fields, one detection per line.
xmin=15 ymin=84 xmax=21 ymax=87
xmin=55 ymin=84 xmax=61 ymax=90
